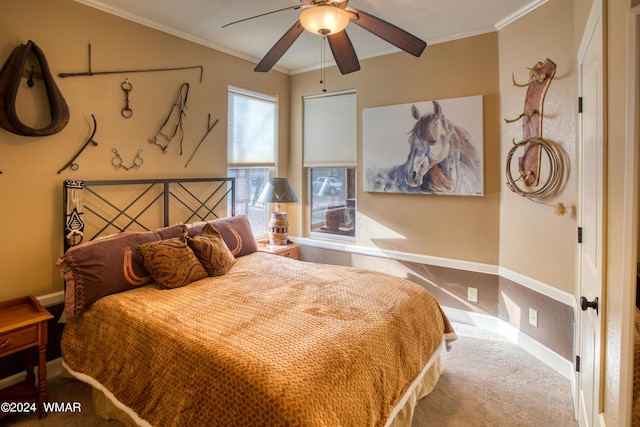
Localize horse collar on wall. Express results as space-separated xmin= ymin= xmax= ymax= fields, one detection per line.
xmin=0 ymin=40 xmax=70 ymax=136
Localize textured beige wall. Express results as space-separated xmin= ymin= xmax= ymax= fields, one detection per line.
xmin=497 ymin=1 xmax=578 ymax=294
xmin=289 ymin=33 xmax=501 ymax=265
xmin=0 ymin=0 xmax=289 ymax=301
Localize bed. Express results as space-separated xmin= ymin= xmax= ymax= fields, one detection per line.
xmin=57 ymin=178 xmax=456 ymax=427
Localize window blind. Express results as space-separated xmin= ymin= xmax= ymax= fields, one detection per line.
xmin=228 ymin=86 xmax=277 ymax=167
xmin=303 ymin=90 xmax=356 ymax=167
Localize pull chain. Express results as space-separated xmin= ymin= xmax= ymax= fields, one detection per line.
xmin=320 ymin=35 xmax=327 ymax=93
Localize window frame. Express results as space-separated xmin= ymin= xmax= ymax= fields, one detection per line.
xmin=303 ymin=90 xmax=357 ymax=240
xmin=308 ymin=167 xmax=356 ymax=241
xmin=227 ymin=85 xmax=278 ymax=237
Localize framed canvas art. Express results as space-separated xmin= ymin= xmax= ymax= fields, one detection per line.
xmin=363 ymin=95 xmax=484 ymax=196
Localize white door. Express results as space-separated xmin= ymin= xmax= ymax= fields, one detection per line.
xmin=577 ymin=4 xmax=604 ymax=426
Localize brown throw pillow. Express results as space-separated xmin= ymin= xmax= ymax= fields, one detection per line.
xmin=135 ymin=234 xmax=207 ymax=289
xmin=187 ymin=223 xmax=236 ymax=276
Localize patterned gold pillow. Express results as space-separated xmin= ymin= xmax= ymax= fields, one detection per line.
xmin=134 ymin=234 xmax=207 ymax=289
xmin=187 ymin=223 xmax=236 ymax=276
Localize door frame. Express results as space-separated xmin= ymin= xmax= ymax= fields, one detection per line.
xmin=619 ymin=5 xmax=640 ymax=425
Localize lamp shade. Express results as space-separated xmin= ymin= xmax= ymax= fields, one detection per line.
xmin=300 ymin=5 xmax=350 ymax=35
xmin=259 ymin=178 xmax=298 ymax=245
xmin=258 ymin=178 xmax=298 ymax=204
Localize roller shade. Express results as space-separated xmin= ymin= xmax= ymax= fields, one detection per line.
xmin=303 ymin=90 xmax=356 ymax=167
xmin=228 ymin=86 xmax=277 ymax=167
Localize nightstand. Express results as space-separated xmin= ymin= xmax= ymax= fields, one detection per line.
xmin=257 ymin=241 xmax=300 ymax=260
xmin=0 ymin=296 xmax=53 ymax=420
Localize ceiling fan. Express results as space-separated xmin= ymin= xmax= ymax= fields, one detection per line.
xmin=223 ymin=0 xmax=427 ymax=75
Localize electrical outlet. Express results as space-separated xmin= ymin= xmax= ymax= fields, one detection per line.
xmin=467 ymin=287 xmax=478 ymax=303
xmin=529 ymin=308 xmax=539 ymax=327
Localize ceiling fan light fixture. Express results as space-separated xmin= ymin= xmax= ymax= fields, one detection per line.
xmin=300 ymin=5 xmax=350 ymax=36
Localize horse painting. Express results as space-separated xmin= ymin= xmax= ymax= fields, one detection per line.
xmin=365 ymin=100 xmax=483 ymax=195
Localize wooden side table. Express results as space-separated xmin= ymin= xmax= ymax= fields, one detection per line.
xmin=0 ymin=296 xmax=53 ymax=419
xmin=257 ymin=241 xmax=300 ymax=260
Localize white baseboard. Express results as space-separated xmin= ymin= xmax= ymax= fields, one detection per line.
xmin=35 ymin=291 xmax=64 ymax=307
xmin=292 ymin=236 xmax=499 ymax=275
xmin=443 ymin=306 xmax=575 ymax=388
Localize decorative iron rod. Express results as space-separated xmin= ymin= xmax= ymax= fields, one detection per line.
xmin=58 ymin=43 xmax=204 ymax=82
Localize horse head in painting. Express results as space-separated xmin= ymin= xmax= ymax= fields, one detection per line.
xmin=367 ymin=101 xmax=482 ymax=195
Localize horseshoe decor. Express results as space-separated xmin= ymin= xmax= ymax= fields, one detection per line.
xmin=0 ymin=40 xmax=70 ymax=136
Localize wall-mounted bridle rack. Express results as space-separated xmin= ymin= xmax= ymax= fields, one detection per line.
xmin=57 ymin=42 xmax=204 ymax=83
xmin=504 ymin=58 xmax=567 ymax=215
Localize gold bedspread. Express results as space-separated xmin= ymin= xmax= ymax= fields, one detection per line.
xmin=62 ymin=252 xmax=454 ymax=426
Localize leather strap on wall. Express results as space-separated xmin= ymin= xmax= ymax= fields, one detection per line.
xmin=0 ymin=40 xmax=70 ymax=136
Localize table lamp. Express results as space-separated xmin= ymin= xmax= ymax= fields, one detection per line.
xmin=258 ymin=177 xmax=298 ymax=245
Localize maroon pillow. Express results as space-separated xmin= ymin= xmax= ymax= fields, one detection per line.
xmin=187 ymin=216 xmax=257 ymax=257
xmin=155 ymin=224 xmax=188 ymax=239
xmin=187 ymin=222 xmax=207 ymax=237
xmin=56 ymin=231 xmax=161 ymax=318
xmin=209 ymin=215 xmax=258 ymax=257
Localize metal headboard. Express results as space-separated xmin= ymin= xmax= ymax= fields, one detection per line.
xmin=63 ymin=178 xmax=235 ymax=251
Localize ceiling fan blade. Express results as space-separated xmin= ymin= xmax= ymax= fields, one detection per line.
xmin=347 ymin=8 xmax=426 ymax=57
xmin=327 ymin=31 xmax=360 ymax=74
xmin=222 ymin=5 xmax=303 ymax=28
xmin=254 ymin=20 xmax=305 ymax=72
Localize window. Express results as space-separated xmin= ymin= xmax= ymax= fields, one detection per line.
xmin=227 ymin=86 xmax=277 ymax=236
xmin=309 ymin=167 xmax=356 ymax=237
xmin=304 ymin=90 xmax=357 ymax=239
xmin=226 ymin=167 xmax=271 ymax=234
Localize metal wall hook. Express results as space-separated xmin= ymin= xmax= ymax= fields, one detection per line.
xmin=504 ymin=109 xmax=540 ymax=124
xmin=512 ymin=68 xmax=547 ymax=87
xmin=27 ymin=65 xmax=35 ymax=87
xmin=21 ymin=67 xmax=42 ymax=83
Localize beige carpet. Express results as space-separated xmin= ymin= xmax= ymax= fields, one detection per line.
xmin=0 ymin=322 xmax=577 ymax=426
xmin=413 ymin=322 xmax=577 ymax=426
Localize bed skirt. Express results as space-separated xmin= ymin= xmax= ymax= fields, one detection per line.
xmin=62 ymin=341 xmax=446 ymax=427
